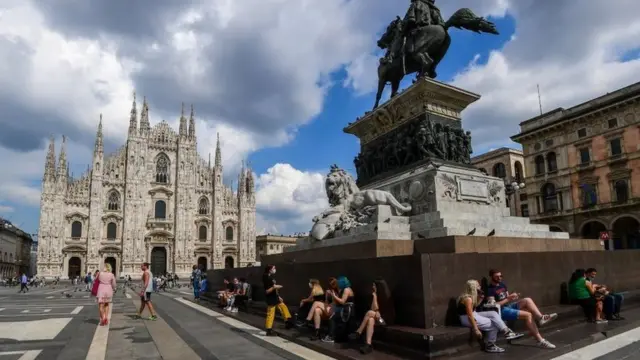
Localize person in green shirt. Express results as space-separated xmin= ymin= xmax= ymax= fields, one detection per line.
xmin=568 ymin=269 xmax=606 ymax=324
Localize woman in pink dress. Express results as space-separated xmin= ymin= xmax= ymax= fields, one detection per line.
xmin=96 ymin=263 xmax=117 ymax=326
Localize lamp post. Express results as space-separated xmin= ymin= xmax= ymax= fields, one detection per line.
xmin=505 ymin=180 xmax=526 ymax=216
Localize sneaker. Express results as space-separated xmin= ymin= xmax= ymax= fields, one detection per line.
xmin=265 ymin=329 xmax=277 ymax=337
xmin=231 ymin=308 xmax=238 ymax=313
xmin=148 ymin=316 xmax=158 ymax=321
xmin=504 ymin=330 xmax=525 ymax=340
xmin=538 ymin=339 xmax=556 ymax=349
xmin=614 ymin=314 xmax=625 ymax=320
xmin=538 ymin=313 xmax=558 ymax=326
xmin=484 ymin=343 xmax=505 ymax=353
xmin=224 ymin=307 xmax=231 ymax=311
xmin=595 ymin=319 xmax=608 ymax=324
xmin=321 ymin=335 xmax=334 ymax=343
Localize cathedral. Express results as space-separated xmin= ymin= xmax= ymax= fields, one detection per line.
xmin=37 ymin=96 xmax=257 ymax=279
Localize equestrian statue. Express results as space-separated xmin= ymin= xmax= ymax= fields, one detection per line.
xmin=373 ymin=0 xmax=499 ymax=109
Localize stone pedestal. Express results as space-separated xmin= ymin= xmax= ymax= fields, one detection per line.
xmin=369 ymin=162 xmax=570 ymax=239
xmin=345 ymin=77 xmax=480 ymax=187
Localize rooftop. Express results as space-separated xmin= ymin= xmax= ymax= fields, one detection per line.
xmin=471 ymin=147 xmax=523 ymax=164
xmin=513 ymin=81 xmax=640 ymax=140
xmin=0 ymin=218 xmax=33 ymax=241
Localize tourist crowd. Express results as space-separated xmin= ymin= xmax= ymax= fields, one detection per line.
xmin=208 ymin=265 xmax=626 ymax=356
xmin=458 ymin=267 xmax=625 ymax=353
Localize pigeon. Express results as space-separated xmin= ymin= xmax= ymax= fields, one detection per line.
xmin=383 ymin=218 xmax=391 ymax=223
xmin=65 ymin=293 xmax=72 ymax=298
xmin=487 ymin=229 xmax=496 ymax=236
xmin=374 ymin=226 xmax=378 ymax=231
xmin=467 ymin=228 xmax=476 ymax=236
xmin=417 ymin=233 xmax=426 ymax=239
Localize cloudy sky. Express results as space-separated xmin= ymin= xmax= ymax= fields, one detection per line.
xmin=1 ymin=0 xmax=640 ymax=236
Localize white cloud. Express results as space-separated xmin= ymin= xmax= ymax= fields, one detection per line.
xmin=255 ymin=163 xmax=328 ymax=235
xmin=0 ymin=203 xmax=14 ymax=214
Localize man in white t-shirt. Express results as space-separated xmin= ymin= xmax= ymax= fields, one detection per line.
xmin=136 ymin=262 xmax=158 ymax=320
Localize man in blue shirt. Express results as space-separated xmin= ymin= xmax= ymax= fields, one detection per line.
xmin=486 ymin=269 xmax=557 ymax=349
xmin=19 ymin=273 xmax=29 ymax=293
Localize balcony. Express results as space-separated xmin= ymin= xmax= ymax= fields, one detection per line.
xmin=146 ymin=214 xmax=174 ymax=231
xmin=608 ymin=153 xmax=627 ymax=165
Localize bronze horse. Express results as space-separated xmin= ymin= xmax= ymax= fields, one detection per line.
xmin=373 ymin=8 xmax=499 ymax=109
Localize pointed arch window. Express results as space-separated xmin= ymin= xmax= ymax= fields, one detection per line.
xmin=107 ymin=190 xmax=120 ymax=211
xmin=198 ymin=225 xmax=207 ymax=241
xmin=155 ymin=154 xmax=170 ymax=183
xmin=71 ymin=221 xmax=82 ymax=238
xmin=198 ymin=197 xmax=209 ymax=215
xmin=226 ymin=226 xmax=234 ymax=241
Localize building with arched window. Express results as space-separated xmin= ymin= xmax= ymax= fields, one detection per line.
xmin=0 ymin=218 xmax=33 ymax=277
xmin=512 ymin=81 xmax=640 ymax=249
xmin=471 ymin=147 xmax=529 ymax=217
xmin=37 ymin=98 xmax=257 ymax=279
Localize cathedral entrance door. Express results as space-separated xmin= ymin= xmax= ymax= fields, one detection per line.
xmin=105 ymin=257 xmax=117 ymax=276
xmin=68 ymin=257 xmax=81 ymax=278
xmin=224 ymin=256 xmax=234 ymax=269
xmin=150 ymin=247 xmax=167 ymax=276
xmin=197 ymin=257 xmax=207 ymax=271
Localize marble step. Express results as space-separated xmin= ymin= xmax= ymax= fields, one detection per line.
xmin=412 ymin=226 xmax=570 ymax=240
xmin=410 ymin=218 xmax=550 ymax=233
xmin=411 ymin=211 xmax=533 ymax=225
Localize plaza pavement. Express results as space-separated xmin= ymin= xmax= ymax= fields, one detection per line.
xmin=0 ymin=283 xmax=337 ymax=360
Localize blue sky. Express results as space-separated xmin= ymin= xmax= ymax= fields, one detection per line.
xmin=2 ymin=1 xmax=640 ymax=236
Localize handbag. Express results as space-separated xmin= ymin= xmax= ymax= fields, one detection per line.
xmin=91 ymin=272 xmax=100 ymax=296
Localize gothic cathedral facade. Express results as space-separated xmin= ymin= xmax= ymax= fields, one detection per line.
xmin=37 ymin=96 xmax=257 ymax=279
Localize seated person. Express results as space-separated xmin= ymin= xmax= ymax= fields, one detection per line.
xmin=458 ymin=279 xmax=523 ymax=353
xmin=349 ymin=279 xmax=395 ymax=355
xmin=308 ymin=278 xmax=338 ymax=340
xmin=297 ymin=279 xmax=325 ymax=325
xmin=486 ymin=269 xmax=556 ymax=349
xmin=234 ymin=278 xmax=251 ymax=309
xmin=217 ymin=278 xmax=234 ymax=307
xmin=586 ymin=268 xmax=624 ymax=320
xmin=322 ymin=276 xmax=355 ymax=344
xmin=569 ymin=269 xmax=606 ymax=323
xmin=225 ymin=277 xmax=241 ymax=312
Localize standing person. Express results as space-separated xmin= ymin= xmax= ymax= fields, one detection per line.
xmin=136 ymin=263 xmax=158 ymax=321
xmin=96 ymin=263 xmax=117 ymax=326
xmin=191 ymin=265 xmax=202 ymax=301
xmin=18 ymin=273 xmax=29 ymax=293
xmin=263 ymin=265 xmax=294 ymax=336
